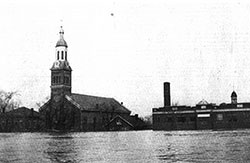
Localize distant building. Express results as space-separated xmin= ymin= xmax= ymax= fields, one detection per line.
xmin=153 ymin=82 xmax=250 ymax=130
xmin=0 ymin=107 xmax=41 ymax=132
xmin=39 ymin=27 xmax=143 ymax=131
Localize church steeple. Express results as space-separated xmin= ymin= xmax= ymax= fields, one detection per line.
xmin=50 ymin=26 xmax=72 ymax=100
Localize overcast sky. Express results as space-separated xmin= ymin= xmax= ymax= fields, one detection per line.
xmin=1 ymin=0 xmax=250 ymax=116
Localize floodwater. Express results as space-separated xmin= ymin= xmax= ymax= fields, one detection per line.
xmin=0 ymin=130 xmax=250 ymax=163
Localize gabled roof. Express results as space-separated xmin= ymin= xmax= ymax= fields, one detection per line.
xmin=67 ymin=93 xmax=131 ymax=114
xmin=105 ymin=115 xmax=134 ymax=128
xmin=39 ymin=99 xmax=51 ymax=112
xmin=197 ymin=99 xmax=209 ymax=105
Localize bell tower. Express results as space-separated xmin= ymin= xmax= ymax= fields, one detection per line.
xmin=50 ymin=26 xmax=72 ymax=101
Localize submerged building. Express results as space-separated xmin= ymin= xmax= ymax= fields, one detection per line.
xmin=39 ymin=27 xmax=144 ymax=131
xmin=153 ymin=82 xmax=250 ymax=130
xmin=0 ymin=107 xmax=41 ymax=132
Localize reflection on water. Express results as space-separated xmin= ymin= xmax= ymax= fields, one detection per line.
xmin=0 ymin=130 xmax=250 ymax=162
xmin=44 ymin=133 xmax=78 ymax=162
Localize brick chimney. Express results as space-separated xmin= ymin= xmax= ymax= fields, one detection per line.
xmin=164 ymin=82 xmax=171 ymax=107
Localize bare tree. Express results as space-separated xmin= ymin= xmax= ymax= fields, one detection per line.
xmin=142 ymin=115 xmax=152 ymax=125
xmin=0 ymin=90 xmax=20 ymax=113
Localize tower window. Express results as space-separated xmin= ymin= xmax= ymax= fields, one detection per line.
xmin=64 ymin=76 xmax=69 ymax=84
xmin=61 ymin=51 xmax=64 ymax=60
xmin=65 ymin=51 xmax=67 ymax=60
xmin=52 ymin=76 xmax=55 ymax=84
xmin=57 ymin=51 xmax=59 ymax=60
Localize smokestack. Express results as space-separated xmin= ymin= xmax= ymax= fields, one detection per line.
xmin=164 ymin=82 xmax=171 ymax=107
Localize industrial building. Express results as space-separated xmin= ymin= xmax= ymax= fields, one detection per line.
xmin=153 ymin=82 xmax=250 ymax=130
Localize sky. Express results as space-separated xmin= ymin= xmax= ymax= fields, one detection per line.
xmin=1 ymin=0 xmax=250 ymax=116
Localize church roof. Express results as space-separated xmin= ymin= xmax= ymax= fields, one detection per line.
xmin=66 ymin=93 xmax=131 ymax=114
xmin=56 ymin=38 xmax=68 ymax=48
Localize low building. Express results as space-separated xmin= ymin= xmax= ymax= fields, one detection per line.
xmin=0 ymin=107 xmax=41 ymax=132
xmin=153 ymin=82 xmax=250 ymax=130
xmin=105 ymin=114 xmax=148 ymax=131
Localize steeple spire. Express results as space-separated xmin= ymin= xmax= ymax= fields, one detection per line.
xmin=56 ymin=26 xmax=68 ymax=48
xmin=59 ymin=26 xmax=64 ymax=36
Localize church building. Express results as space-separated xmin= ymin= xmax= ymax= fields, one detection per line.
xmin=39 ymin=27 xmax=134 ymax=131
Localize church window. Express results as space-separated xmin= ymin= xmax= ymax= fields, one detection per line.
xmin=55 ymin=76 xmax=59 ymax=83
xmin=59 ymin=76 xmax=61 ymax=83
xmin=61 ymin=51 xmax=64 ymax=59
xmin=65 ymin=51 xmax=67 ymax=60
xmin=57 ymin=51 xmax=59 ymax=60
xmin=64 ymin=76 xmax=67 ymax=84
xmin=52 ymin=76 xmax=55 ymax=84
xmin=64 ymin=76 xmax=69 ymax=84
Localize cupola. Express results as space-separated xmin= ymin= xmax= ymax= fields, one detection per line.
xmin=56 ymin=26 xmax=68 ymax=48
xmin=231 ymin=91 xmax=237 ymax=104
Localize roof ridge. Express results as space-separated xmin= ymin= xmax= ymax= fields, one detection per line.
xmin=111 ymin=98 xmax=131 ymax=113
xmin=106 ymin=115 xmax=134 ymax=127
xmin=71 ymin=93 xmax=113 ymax=99
xmin=65 ymin=95 xmax=82 ymax=109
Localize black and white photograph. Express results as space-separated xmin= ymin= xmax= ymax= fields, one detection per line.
xmin=0 ymin=0 xmax=250 ymax=162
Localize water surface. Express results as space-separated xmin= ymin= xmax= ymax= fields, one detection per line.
xmin=0 ymin=130 xmax=250 ymax=162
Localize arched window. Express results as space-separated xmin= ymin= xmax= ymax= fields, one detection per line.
xmin=61 ymin=51 xmax=64 ymax=60
xmin=65 ymin=51 xmax=67 ymax=60
xmin=57 ymin=51 xmax=59 ymax=60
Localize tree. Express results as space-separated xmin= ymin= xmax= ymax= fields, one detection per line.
xmin=0 ymin=90 xmax=20 ymax=113
xmin=142 ymin=115 xmax=152 ymax=125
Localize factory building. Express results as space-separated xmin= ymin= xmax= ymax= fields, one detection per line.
xmin=153 ymin=82 xmax=250 ymax=130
